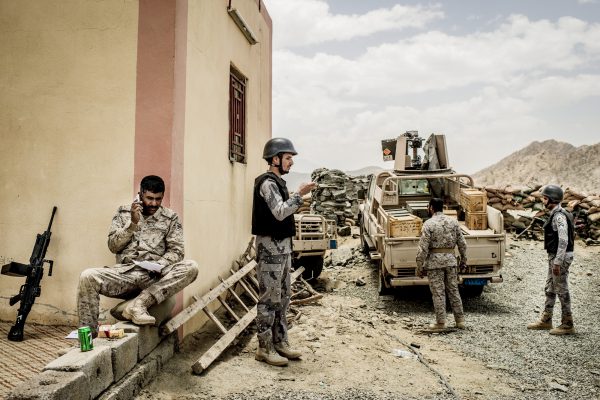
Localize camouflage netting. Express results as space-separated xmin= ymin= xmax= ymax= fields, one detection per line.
xmin=481 ymin=184 xmax=600 ymax=243
xmin=308 ymin=168 xmax=370 ymax=229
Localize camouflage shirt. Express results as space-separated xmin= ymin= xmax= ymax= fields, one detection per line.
xmin=416 ymin=212 xmax=467 ymax=270
xmin=255 ymin=177 xmax=303 ymax=255
xmin=547 ymin=204 xmax=574 ymax=265
xmin=107 ymin=205 xmax=185 ymax=270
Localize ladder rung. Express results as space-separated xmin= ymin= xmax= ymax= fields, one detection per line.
xmin=203 ymin=308 xmax=228 ymax=334
xmin=217 ymin=296 xmax=240 ymax=322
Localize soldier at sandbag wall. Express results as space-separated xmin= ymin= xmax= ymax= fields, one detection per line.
xmin=527 ymin=184 xmax=576 ymax=335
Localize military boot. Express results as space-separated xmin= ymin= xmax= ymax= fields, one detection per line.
xmin=527 ymin=311 xmax=552 ymax=330
xmin=123 ymin=292 xmax=156 ymax=325
xmin=549 ymin=315 xmax=575 ymax=335
xmin=255 ymin=343 xmax=289 ymax=366
xmin=428 ymin=322 xmax=446 ymax=332
xmin=274 ymin=341 xmax=302 ymax=359
xmin=455 ymin=316 xmax=466 ymax=329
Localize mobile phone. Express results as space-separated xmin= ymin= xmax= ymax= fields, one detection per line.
xmin=134 ymin=193 xmax=142 ymax=204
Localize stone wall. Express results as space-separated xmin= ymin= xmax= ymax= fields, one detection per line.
xmin=308 ymin=168 xmax=370 ymax=230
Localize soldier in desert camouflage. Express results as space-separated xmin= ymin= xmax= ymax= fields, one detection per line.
xmin=416 ymin=198 xmax=467 ymax=331
xmin=527 ymin=184 xmax=576 ymax=335
xmin=251 ymin=138 xmax=316 ymax=366
xmin=77 ymin=175 xmax=198 ymax=336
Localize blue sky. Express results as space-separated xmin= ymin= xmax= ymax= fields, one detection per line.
xmin=262 ymin=0 xmax=600 ymax=174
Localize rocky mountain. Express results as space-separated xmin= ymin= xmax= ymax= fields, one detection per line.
xmin=472 ymin=140 xmax=600 ymax=193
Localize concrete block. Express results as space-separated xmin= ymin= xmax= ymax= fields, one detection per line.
xmin=112 ymin=322 xmax=161 ymax=360
xmin=95 ymin=333 xmax=139 ymax=382
xmin=44 ymin=345 xmax=113 ymax=399
xmin=145 ymin=333 xmax=176 ymax=369
xmin=7 ymin=370 xmax=88 ymax=400
xmin=97 ymin=358 xmax=158 ymax=400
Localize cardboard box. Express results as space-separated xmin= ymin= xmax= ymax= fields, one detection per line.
xmin=460 ymin=189 xmax=487 ymax=212
xmin=465 ymin=211 xmax=487 ymax=230
xmin=389 ymin=214 xmax=423 ymax=237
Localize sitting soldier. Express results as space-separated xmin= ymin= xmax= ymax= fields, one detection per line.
xmin=77 ymin=175 xmax=198 ymax=335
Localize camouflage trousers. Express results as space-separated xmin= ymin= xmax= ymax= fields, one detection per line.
xmin=544 ymin=255 xmax=573 ymax=318
xmin=427 ymin=266 xmax=464 ymax=323
xmin=256 ymin=252 xmax=292 ymax=349
xmin=77 ymin=260 xmax=198 ymax=329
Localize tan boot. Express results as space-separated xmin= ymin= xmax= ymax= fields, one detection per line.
xmin=455 ymin=316 xmax=466 ymax=329
xmin=527 ymin=311 xmax=552 ymax=330
xmin=274 ymin=341 xmax=302 ymax=359
xmin=549 ymin=316 xmax=575 ymax=335
xmin=255 ymin=343 xmax=289 ymax=366
xmin=428 ymin=322 xmax=446 ymax=332
xmin=123 ymin=293 xmax=156 ymax=325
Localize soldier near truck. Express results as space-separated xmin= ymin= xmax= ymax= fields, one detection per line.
xmin=527 ymin=184 xmax=576 ymax=335
xmin=77 ymin=175 xmax=198 ymax=336
xmin=251 ymin=137 xmax=316 ymax=366
xmin=416 ymin=198 xmax=467 ymax=331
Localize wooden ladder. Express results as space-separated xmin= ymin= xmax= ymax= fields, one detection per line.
xmin=161 ymin=256 xmax=304 ymax=374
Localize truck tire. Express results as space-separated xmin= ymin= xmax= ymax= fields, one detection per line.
xmin=378 ymin=264 xmax=393 ymax=296
xmin=359 ymin=222 xmax=370 ymax=255
xmin=460 ymin=284 xmax=485 ymax=297
xmin=298 ymin=256 xmax=324 ymax=281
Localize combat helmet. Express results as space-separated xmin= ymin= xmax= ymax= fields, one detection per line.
xmin=262 ymin=138 xmax=297 ymax=160
xmin=541 ymin=184 xmax=563 ymax=203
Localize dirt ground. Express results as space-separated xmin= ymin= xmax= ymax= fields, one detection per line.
xmin=136 ymin=235 xmax=529 ymax=400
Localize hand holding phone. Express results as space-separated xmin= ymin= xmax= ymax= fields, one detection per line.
xmin=131 ymin=194 xmax=143 ymax=224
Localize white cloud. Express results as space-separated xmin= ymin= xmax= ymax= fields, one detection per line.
xmin=267 ymin=4 xmax=600 ymax=174
xmin=264 ymin=0 xmax=444 ymax=49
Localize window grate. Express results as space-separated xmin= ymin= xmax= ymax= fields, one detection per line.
xmin=229 ymin=67 xmax=247 ymax=163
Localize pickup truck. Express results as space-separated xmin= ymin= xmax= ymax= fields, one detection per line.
xmin=359 ymin=170 xmax=505 ymax=296
xmin=292 ymin=214 xmax=337 ymax=281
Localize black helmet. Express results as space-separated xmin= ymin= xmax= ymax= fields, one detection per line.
xmin=541 ymin=184 xmax=563 ymax=203
xmin=262 ymin=137 xmax=297 ymax=160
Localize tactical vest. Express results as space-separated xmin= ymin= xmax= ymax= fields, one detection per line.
xmin=543 ymin=208 xmax=574 ymax=254
xmin=251 ymin=172 xmax=296 ymax=240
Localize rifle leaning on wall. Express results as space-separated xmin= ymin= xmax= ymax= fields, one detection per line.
xmin=1 ymin=206 xmax=57 ymax=341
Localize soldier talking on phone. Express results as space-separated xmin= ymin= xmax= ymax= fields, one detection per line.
xmin=77 ymin=175 xmax=198 ymax=336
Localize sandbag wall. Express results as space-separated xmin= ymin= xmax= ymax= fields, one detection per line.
xmin=482 ymin=185 xmax=600 ymax=241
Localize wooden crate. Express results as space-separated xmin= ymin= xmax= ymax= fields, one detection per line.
xmin=460 ymin=189 xmax=487 ymax=212
xmin=465 ymin=211 xmax=487 ymax=230
xmin=443 ymin=209 xmax=458 ymax=219
xmin=389 ymin=214 xmax=423 ymax=237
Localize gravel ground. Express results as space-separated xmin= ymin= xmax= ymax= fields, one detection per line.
xmin=334 ymin=237 xmax=600 ymax=400
xmin=136 ymin=236 xmax=599 ymax=400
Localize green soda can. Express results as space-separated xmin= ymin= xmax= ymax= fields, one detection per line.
xmin=78 ymin=326 xmax=94 ymax=352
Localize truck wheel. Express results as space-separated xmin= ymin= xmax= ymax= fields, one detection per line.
xmin=299 ymin=256 xmax=324 ymax=281
xmin=460 ymin=285 xmax=485 ymax=297
xmin=359 ymin=223 xmax=370 ymax=255
xmin=378 ymin=265 xmax=393 ymax=296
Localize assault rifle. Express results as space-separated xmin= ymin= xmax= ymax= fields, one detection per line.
xmin=1 ymin=206 xmax=57 ymax=341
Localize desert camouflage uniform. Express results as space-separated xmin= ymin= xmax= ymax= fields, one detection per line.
xmin=543 ymin=205 xmax=574 ymax=317
xmin=255 ymin=178 xmax=302 ymax=348
xmin=78 ymin=205 xmax=198 ymax=329
xmin=416 ymin=212 xmax=467 ymax=323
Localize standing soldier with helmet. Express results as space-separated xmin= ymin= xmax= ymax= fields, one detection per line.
xmin=252 ymin=138 xmax=316 ymax=366
xmin=527 ymin=184 xmax=576 ymax=335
